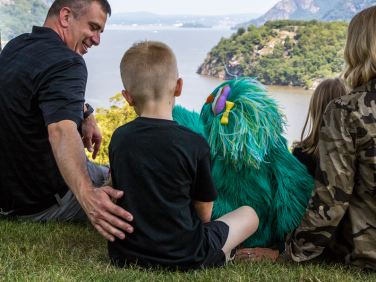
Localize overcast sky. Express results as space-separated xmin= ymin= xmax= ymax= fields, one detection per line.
xmin=107 ymin=0 xmax=280 ymax=15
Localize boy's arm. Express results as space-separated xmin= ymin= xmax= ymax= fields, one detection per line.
xmin=193 ymin=200 xmax=213 ymax=223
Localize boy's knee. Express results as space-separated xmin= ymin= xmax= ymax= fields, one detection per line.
xmin=239 ymin=206 xmax=259 ymax=228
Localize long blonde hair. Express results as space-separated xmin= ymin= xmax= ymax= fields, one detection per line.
xmin=342 ymin=6 xmax=376 ymax=89
xmin=295 ymin=78 xmax=348 ymax=160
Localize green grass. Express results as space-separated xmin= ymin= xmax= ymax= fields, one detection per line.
xmin=0 ymin=218 xmax=375 ymax=281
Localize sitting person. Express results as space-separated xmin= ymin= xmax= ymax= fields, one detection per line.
xmin=292 ymin=78 xmax=348 ymax=177
xmin=236 ymin=6 xmax=376 ymax=270
xmin=107 ymin=41 xmax=259 ymax=270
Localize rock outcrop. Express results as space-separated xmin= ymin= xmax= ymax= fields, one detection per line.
xmin=233 ymin=0 xmax=376 ymax=29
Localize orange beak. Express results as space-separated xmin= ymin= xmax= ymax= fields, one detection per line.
xmin=206 ymin=94 xmax=215 ymax=104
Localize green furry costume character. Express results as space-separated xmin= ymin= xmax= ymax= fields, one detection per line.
xmin=172 ymin=78 xmax=314 ymax=247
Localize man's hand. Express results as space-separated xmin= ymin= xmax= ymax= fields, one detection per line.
xmin=48 ymin=120 xmax=134 ymax=241
xmin=82 ymin=113 xmax=102 ymax=159
xmin=78 ymin=185 xmax=134 ymax=242
xmin=235 ymin=248 xmax=279 ymax=262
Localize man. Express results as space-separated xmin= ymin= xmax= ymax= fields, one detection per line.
xmin=236 ymin=6 xmax=376 ymax=270
xmin=0 ymin=0 xmax=133 ymax=243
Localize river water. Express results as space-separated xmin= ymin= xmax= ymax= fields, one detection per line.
xmin=84 ymin=26 xmax=313 ymax=144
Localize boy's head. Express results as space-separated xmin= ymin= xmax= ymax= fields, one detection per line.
xmin=120 ymin=41 xmax=180 ymax=106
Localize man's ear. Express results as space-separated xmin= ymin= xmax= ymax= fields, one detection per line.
xmin=122 ymin=90 xmax=136 ymax=106
xmin=174 ymin=78 xmax=183 ymax=97
xmin=60 ymin=7 xmax=73 ymax=28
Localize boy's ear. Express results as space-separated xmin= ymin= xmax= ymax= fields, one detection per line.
xmin=174 ymin=78 xmax=183 ymax=97
xmin=122 ymin=90 xmax=135 ymax=106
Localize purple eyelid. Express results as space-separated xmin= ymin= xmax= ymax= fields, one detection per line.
xmin=215 ymin=86 xmax=231 ymax=115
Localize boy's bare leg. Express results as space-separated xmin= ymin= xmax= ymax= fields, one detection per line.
xmin=216 ymin=206 xmax=259 ymax=254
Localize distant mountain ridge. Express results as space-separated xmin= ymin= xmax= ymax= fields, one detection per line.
xmin=233 ymin=0 xmax=376 ymax=29
xmin=107 ymin=12 xmax=262 ymax=27
xmin=0 ymin=0 xmax=261 ymax=41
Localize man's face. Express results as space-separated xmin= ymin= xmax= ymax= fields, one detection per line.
xmin=65 ymin=2 xmax=107 ymax=56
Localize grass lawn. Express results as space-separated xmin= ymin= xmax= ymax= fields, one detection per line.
xmin=1 ymin=218 xmax=375 ymax=282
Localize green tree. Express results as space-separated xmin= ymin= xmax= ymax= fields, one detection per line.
xmin=284 ymin=36 xmax=293 ymax=49
xmin=237 ymin=27 xmax=246 ymax=36
xmin=248 ymin=24 xmax=257 ymax=32
xmin=201 ymin=20 xmax=349 ymax=87
xmin=0 ymin=0 xmax=49 ymax=40
xmin=86 ymin=94 xmax=138 ymax=165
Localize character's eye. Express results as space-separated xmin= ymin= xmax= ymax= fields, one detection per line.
xmin=211 ymin=86 xmax=231 ymax=116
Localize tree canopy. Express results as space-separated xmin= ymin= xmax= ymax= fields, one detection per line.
xmin=86 ymin=94 xmax=137 ymax=165
xmin=0 ymin=0 xmax=48 ymax=41
xmin=201 ymin=20 xmax=349 ymax=88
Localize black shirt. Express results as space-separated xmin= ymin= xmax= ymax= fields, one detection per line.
xmin=108 ymin=117 xmax=218 ymax=270
xmin=292 ymin=147 xmax=316 ymax=177
xmin=0 ymin=26 xmax=87 ymax=213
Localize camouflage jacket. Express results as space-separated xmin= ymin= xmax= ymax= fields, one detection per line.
xmin=286 ymin=79 xmax=376 ymax=269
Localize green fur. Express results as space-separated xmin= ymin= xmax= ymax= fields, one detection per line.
xmin=172 ymin=78 xmax=314 ymax=247
xmin=172 ymin=106 xmax=204 ymax=135
xmin=201 ymin=78 xmax=286 ymax=170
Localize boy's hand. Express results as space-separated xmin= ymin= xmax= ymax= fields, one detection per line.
xmin=79 ymin=186 xmax=134 ymax=242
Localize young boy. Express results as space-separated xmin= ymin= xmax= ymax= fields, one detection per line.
xmin=108 ymin=41 xmax=259 ymax=270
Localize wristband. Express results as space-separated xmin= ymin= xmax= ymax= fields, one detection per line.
xmin=84 ymin=103 xmax=94 ymax=119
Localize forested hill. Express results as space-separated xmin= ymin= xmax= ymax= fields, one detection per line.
xmin=233 ymin=0 xmax=375 ymax=29
xmin=0 ymin=0 xmax=49 ymax=41
xmin=197 ymin=20 xmax=348 ymax=89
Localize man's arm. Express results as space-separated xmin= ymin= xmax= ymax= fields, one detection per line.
xmin=48 ymin=120 xmax=134 ymax=242
xmin=193 ymin=200 xmax=213 ymax=223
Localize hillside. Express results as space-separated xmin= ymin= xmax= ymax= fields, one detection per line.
xmin=198 ymin=20 xmax=348 ymax=89
xmin=0 ymin=0 xmax=48 ymax=41
xmin=233 ymin=0 xmax=375 ymax=29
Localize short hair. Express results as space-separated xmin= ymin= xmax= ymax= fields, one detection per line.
xmin=120 ymin=41 xmax=179 ymax=103
xmin=47 ymin=0 xmax=111 ymax=19
xmin=342 ymin=6 xmax=376 ymax=89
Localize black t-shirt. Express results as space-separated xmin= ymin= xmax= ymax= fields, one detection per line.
xmin=0 ymin=26 xmax=87 ymax=213
xmin=108 ymin=117 xmax=218 ymax=270
xmin=292 ymin=147 xmax=316 ymax=177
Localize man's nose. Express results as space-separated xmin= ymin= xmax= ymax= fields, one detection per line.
xmin=92 ymin=33 xmax=101 ymax=46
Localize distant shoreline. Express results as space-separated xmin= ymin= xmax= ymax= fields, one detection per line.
xmin=105 ymin=25 xmax=232 ymax=30
xmin=197 ymin=73 xmax=318 ymax=91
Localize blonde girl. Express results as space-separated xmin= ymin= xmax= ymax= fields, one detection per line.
xmin=292 ymin=78 xmax=348 ymax=176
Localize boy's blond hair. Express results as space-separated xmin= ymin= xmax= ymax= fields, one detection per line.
xmin=120 ymin=41 xmax=179 ymax=103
